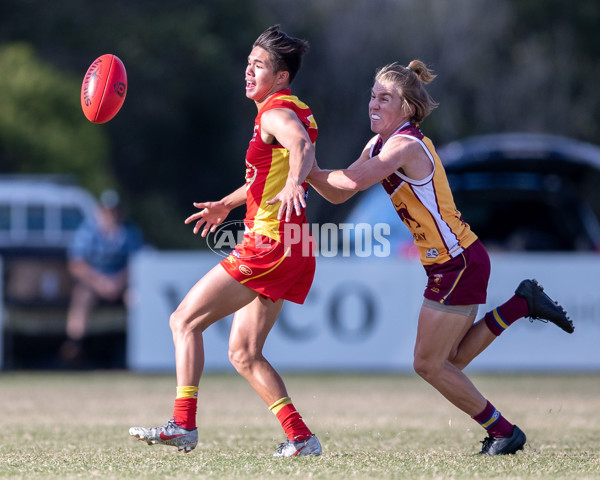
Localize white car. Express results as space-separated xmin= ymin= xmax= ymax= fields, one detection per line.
xmin=343 ymin=133 xmax=600 ymax=255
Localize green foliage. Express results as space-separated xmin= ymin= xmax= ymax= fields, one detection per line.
xmin=0 ymin=42 xmax=113 ymax=193
xmin=1 ymin=0 xmax=600 ymax=247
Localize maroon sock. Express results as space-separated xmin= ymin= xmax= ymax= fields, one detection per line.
xmin=472 ymin=400 xmax=514 ymax=438
xmin=484 ymin=295 xmax=529 ymax=336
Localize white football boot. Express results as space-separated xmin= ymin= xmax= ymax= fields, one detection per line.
xmin=273 ymin=434 xmax=322 ymax=457
xmin=129 ymin=418 xmax=198 ymax=453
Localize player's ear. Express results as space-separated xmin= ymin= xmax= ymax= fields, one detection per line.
xmin=277 ymin=71 xmax=290 ymax=85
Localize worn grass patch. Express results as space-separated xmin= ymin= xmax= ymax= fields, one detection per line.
xmin=1 ymin=372 xmax=598 ymax=479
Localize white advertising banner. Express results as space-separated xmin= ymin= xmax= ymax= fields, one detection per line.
xmin=128 ymin=251 xmax=600 ymax=372
xmin=0 ymin=257 xmax=3 ymax=370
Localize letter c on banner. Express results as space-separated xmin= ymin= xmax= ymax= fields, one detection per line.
xmin=328 ymin=283 xmax=377 ymax=342
xmin=276 ymin=291 xmax=319 ymax=341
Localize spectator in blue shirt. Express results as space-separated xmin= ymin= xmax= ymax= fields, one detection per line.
xmin=61 ymin=190 xmax=143 ymax=361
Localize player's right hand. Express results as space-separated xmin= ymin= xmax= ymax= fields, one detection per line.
xmin=184 ymin=201 xmax=230 ymax=237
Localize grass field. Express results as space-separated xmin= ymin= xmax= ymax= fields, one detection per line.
xmin=1 ymin=371 xmax=599 ymax=479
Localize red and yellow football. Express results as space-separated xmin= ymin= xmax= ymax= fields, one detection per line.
xmin=81 ymin=54 xmax=127 ymax=124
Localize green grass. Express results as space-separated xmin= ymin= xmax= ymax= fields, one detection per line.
xmin=1 ymin=372 xmax=599 ymax=479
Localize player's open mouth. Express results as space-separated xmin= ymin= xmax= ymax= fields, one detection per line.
xmin=371 ymin=114 xmax=381 ymax=120
xmin=246 ymin=81 xmax=255 ymax=89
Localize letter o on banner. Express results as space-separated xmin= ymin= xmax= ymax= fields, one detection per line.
xmin=328 ymin=283 xmax=377 ymax=342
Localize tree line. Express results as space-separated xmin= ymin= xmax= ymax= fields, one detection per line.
xmin=0 ymin=0 xmax=598 ymax=248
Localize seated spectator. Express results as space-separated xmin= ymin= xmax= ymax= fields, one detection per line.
xmin=61 ymin=190 xmax=143 ymax=363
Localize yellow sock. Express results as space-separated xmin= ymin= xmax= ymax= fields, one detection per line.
xmin=176 ymin=386 xmax=199 ymax=399
xmin=269 ymin=396 xmax=311 ymax=441
xmin=173 ymin=386 xmax=199 ymax=429
xmin=269 ymin=396 xmax=291 ymax=415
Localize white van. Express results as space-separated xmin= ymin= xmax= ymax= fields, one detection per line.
xmin=0 ymin=176 xmax=98 ymax=305
xmin=0 ymin=176 xmax=97 ymax=250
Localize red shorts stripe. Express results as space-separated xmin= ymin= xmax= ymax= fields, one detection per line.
xmin=423 ymin=239 xmax=490 ymax=305
xmin=220 ymin=233 xmax=315 ymax=304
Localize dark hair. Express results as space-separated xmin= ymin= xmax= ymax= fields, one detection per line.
xmin=375 ymin=60 xmax=438 ymax=123
xmin=253 ymin=25 xmax=309 ymax=84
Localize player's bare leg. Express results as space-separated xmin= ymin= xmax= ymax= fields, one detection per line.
xmin=129 ymin=265 xmax=259 ymax=452
xmin=414 ymin=305 xmax=525 ymax=455
xmin=170 ymin=265 xmax=259 ymax=386
xmin=413 ymin=306 xmax=486 ymax=415
xmin=449 ymin=279 xmax=573 ymax=371
xmin=229 ymin=296 xmax=321 ymax=457
xmin=448 ymin=319 xmax=496 ymax=370
xmin=228 ymin=296 xmax=287 ymax=404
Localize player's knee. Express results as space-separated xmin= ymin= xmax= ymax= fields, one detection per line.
xmin=169 ymin=310 xmax=191 ymax=334
xmin=413 ymin=355 xmax=441 ymax=382
xmin=228 ymin=346 xmax=253 ymax=374
xmin=412 ymin=356 xmax=426 ymax=378
xmin=449 ymin=354 xmax=469 ymax=371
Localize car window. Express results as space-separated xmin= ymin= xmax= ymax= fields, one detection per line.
xmin=61 ymin=206 xmax=84 ymax=232
xmin=26 ymin=204 xmax=45 ymax=232
xmin=0 ymin=205 xmax=10 ymax=231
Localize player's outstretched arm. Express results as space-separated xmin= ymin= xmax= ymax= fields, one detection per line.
xmin=307 ymin=142 xmax=373 ymax=204
xmin=309 ymin=136 xmax=416 ymax=203
xmin=185 ymin=185 xmax=246 ymax=237
xmin=307 ymin=167 xmax=357 ymax=204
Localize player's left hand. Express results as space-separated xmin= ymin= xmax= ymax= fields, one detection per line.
xmin=266 ymin=181 xmax=306 ymax=222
